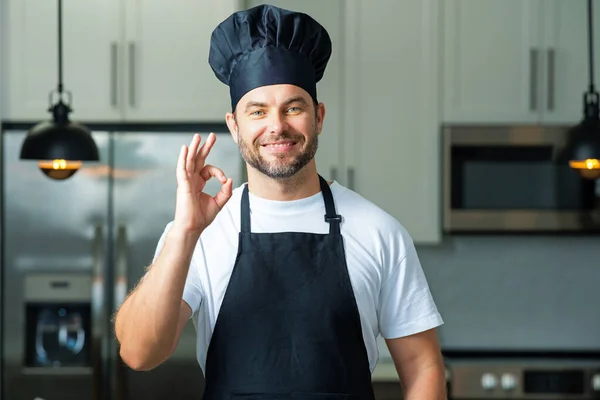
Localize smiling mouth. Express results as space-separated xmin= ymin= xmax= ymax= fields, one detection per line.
xmin=260 ymin=141 xmax=297 ymax=148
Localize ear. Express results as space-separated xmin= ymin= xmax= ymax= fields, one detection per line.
xmin=316 ymin=102 xmax=326 ymax=135
xmin=225 ymin=112 xmax=239 ymax=144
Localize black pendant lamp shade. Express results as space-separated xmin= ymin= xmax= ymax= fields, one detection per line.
xmin=559 ymin=92 xmax=600 ymax=179
xmin=559 ymin=0 xmax=600 ymax=179
xmin=19 ymin=0 xmax=99 ymax=180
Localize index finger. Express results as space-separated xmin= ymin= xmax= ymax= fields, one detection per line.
xmin=196 ymin=133 xmax=217 ymax=167
xmin=194 ymin=132 xmax=217 ymax=172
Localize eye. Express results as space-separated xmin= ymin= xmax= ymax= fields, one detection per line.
xmin=250 ymin=110 xmax=264 ymax=116
xmin=287 ymin=107 xmax=302 ymax=113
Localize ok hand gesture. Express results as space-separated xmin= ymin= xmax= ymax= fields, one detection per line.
xmin=173 ymin=133 xmax=233 ymax=236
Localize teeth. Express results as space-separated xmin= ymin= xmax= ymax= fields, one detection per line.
xmin=267 ymin=143 xmax=293 ymax=147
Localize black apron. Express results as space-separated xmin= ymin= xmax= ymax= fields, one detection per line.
xmin=202 ymin=176 xmax=376 ymax=400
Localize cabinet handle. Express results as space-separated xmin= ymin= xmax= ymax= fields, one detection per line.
xmin=110 ymin=42 xmax=118 ymax=107
xmin=347 ymin=167 xmax=355 ymax=191
xmin=547 ymin=48 xmax=555 ymax=111
xmin=530 ymin=48 xmax=539 ymax=111
xmin=129 ymin=42 xmax=136 ymax=107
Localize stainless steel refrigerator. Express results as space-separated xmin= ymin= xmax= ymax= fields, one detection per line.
xmin=1 ymin=127 xmax=245 ymax=400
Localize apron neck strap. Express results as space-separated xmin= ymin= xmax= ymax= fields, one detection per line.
xmin=241 ymin=183 xmax=251 ymax=233
xmin=240 ymin=175 xmax=342 ymax=235
xmin=319 ymin=175 xmax=341 ymax=235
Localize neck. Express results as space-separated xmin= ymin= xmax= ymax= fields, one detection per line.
xmin=246 ymin=161 xmax=324 ymax=201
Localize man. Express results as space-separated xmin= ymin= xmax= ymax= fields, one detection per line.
xmin=114 ymin=4 xmax=446 ymax=399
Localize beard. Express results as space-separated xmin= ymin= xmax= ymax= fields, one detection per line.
xmin=238 ymin=127 xmax=319 ymax=180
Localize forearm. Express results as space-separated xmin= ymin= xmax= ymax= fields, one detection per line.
xmin=114 ymin=227 xmax=199 ymax=369
xmin=402 ymin=363 xmax=447 ymax=400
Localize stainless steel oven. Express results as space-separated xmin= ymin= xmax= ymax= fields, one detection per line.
xmin=447 ymin=357 xmax=600 ymax=399
xmin=443 ymin=125 xmax=600 ymax=233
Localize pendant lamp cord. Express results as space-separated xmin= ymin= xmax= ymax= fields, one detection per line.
xmin=585 ymin=0 xmax=599 ymax=121
xmin=57 ymin=0 xmax=63 ymax=95
xmin=52 ymin=0 xmax=70 ymax=121
xmin=589 ymin=0 xmax=596 ymax=94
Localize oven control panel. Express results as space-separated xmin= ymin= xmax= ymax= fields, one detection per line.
xmin=448 ymin=360 xmax=600 ymax=399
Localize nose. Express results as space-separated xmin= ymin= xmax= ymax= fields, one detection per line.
xmin=266 ymin=111 xmax=288 ymax=134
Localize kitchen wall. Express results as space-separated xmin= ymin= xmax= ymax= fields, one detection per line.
xmin=417 ymin=234 xmax=600 ymax=351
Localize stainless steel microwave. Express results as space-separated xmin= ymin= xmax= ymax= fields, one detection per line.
xmin=443 ymin=125 xmax=600 ymax=233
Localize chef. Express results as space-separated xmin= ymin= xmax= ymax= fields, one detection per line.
xmin=114 ymin=4 xmax=446 ymax=399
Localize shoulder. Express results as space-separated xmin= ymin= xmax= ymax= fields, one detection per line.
xmin=331 ymin=183 xmax=398 ymax=221
xmin=331 ymin=182 xmax=414 ymax=260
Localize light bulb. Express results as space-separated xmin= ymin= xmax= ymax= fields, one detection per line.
xmin=37 ymin=159 xmax=82 ymax=180
xmin=569 ymin=159 xmax=600 ymax=179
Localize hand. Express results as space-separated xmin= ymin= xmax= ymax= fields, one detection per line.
xmin=172 ymin=133 xmax=233 ymax=236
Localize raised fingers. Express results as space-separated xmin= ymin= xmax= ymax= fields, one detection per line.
xmin=186 ymin=134 xmax=202 ymax=173
xmin=195 ymin=133 xmax=216 ymax=173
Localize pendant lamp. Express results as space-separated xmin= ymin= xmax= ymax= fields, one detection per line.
xmin=19 ymin=0 xmax=99 ymax=180
xmin=558 ymin=0 xmax=600 ymax=180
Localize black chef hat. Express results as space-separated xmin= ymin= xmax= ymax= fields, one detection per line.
xmin=208 ymin=4 xmax=332 ymax=112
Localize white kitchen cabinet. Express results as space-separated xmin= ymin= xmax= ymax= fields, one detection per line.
xmin=442 ymin=0 xmax=542 ymax=124
xmin=342 ymin=0 xmax=441 ymax=244
xmin=2 ymin=0 xmax=122 ymax=122
xmin=122 ymin=0 xmax=237 ymax=122
xmin=442 ymin=0 xmax=600 ymax=125
xmin=2 ymin=0 xmax=240 ymax=123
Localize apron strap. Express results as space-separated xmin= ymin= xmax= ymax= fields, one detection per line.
xmin=240 ymin=177 xmax=342 ymax=235
xmin=241 ymin=183 xmax=251 ymax=233
xmin=319 ymin=175 xmax=341 ymax=235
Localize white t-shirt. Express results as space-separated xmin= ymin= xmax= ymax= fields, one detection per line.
xmin=152 ymin=181 xmax=443 ymax=374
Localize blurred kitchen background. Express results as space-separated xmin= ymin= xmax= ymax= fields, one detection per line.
xmin=2 ymin=0 xmax=600 ymax=399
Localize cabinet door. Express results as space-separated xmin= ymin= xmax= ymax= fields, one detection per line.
xmin=2 ymin=0 xmax=122 ymax=122
xmin=122 ymin=0 xmax=240 ymax=122
xmin=442 ymin=0 xmax=543 ymax=124
xmin=541 ymin=0 xmax=600 ymax=124
xmin=244 ymin=0 xmax=345 ymax=183
xmin=345 ymin=0 xmax=441 ymax=244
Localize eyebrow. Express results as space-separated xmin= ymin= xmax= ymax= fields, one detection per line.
xmin=243 ymin=96 xmax=309 ymax=113
xmin=283 ymin=96 xmax=309 ymax=107
xmin=244 ymin=101 xmax=268 ymax=113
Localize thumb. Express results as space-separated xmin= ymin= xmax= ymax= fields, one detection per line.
xmin=213 ymin=178 xmax=233 ymax=210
